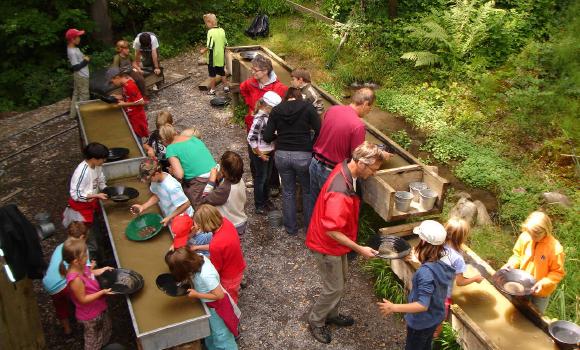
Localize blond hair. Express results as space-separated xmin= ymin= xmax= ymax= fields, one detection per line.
xmin=352 ymin=87 xmax=376 ymax=106
xmin=59 ymin=238 xmax=87 ymax=276
xmin=159 ymin=124 xmax=178 ymax=144
xmin=180 ymin=127 xmax=201 ymax=139
xmin=203 ymin=13 xmax=218 ymax=27
xmin=115 ymin=39 xmax=130 ymax=52
xmin=445 ymin=218 xmax=470 ymax=251
xmin=352 ymin=141 xmax=385 ymax=165
xmin=156 ymin=111 xmax=174 ymax=129
xmin=522 ymin=211 xmax=552 ymax=238
xmin=194 ymin=204 xmax=223 ymax=232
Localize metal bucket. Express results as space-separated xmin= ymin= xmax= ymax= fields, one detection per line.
xmin=267 ymin=210 xmax=283 ymax=228
xmin=35 ymin=212 xmax=55 ymax=240
xmin=394 ymin=191 xmax=414 ymax=212
xmin=419 ymin=189 xmax=438 ymax=210
xmin=409 ymin=182 xmax=428 ymax=202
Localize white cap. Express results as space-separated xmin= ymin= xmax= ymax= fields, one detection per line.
xmin=262 ymin=91 xmax=282 ymax=107
xmin=413 ymin=220 xmax=447 ymax=246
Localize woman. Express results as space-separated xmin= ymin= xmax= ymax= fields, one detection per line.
xmin=264 ymin=87 xmax=321 ymax=235
xmin=189 ymin=204 xmax=246 ymax=304
xmin=160 ymin=124 xmax=216 ymax=208
xmin=166 ymin=248 xmax=239 ymax=349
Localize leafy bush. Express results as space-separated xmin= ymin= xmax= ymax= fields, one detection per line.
xmin=434 ymin=322 xmax=462 ymax=350
xmin=364 ymin=259 xmax=406 ymax=305
xmin=390 ymin=130 xmax=412 ymax=150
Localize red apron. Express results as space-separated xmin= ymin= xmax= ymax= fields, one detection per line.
xmin=67 ymin=197 xmax=99 ymax=224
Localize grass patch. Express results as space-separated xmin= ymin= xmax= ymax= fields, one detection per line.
xmin=468 ymin=226 xmax=516 ymax=268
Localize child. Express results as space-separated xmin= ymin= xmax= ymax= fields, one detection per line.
xmin=108 ymin=68 xmax=149 ymax=139
xmin=290 ymin=68 xmax=324 ymax=115
xmin=143 ymin=111 xmax=173 ymax=169
xmin=62 ymin=142 xmax=109 ymax=261
xmin=170 ymin=214 xmax=212 ymax=256
xmin=180 ymin=127 xmax=202 ymax=139
xmin=502 ymin=211 xmax=565 ymax=314
xmin=42 ymin=222 xmax=91 ymax=335
xmin=131 ymin=158 xmax=193 ymax=227
xmin=378 ymin=220 xmax=455 ymax=350
xmin=66 ymin=28 xmax=90 ymax=118
xmin=247 ymin=91 xmax=282 ymax=214
xmin=200 ymin=151 xmax=248 ymax=235
xmin=110 ymin=39 xmax=147 ymax=98
xmin=200 ymin=13 xmax=229 ymax=95
xmin=60 ymin=238 xmax=113 ymax=350
xmin=165 ymin=248 xmax=239 ymax=349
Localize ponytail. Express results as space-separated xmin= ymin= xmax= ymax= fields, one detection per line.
xmin=59 ymin=261 xmax=68 ymax=277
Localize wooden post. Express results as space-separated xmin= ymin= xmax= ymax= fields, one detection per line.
xmin=0 ymin=271 xmax=45 ymax=349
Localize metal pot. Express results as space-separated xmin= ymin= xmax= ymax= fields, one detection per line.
xmin=409 ymin=182 xmax=428 ymax=202
xmin=394 ymin=191 xmax=413 ymax=212
xmin=548 ymin=320 xmax=580 ymax=350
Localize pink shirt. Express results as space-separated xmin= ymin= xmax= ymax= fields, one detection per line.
xmin=313 ymin=105 xmax=365 ymax=165
xmin=66 ymin=266 xmax=107 ymax=321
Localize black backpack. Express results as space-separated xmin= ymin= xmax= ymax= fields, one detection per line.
xmin=245 ymin=15 xmax=270 ymax=38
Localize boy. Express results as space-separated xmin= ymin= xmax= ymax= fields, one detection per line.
xmin=200 ymin=13 xmax=229 ymax=95
xmin=66 ymin=28 xmax=90 ymax=118
xmin=171 ymin=215 xmax=212 ymax=256
xmin=132 ymin=158 xmax=192 ymax=228
xmin=108 ymin=68 xmax=150 ymax=139
xmin=291 ymin=68 xmax=324 ymax=115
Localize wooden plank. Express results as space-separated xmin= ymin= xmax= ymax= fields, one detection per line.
xmin=379 ymin=222 xmax=419 ymax=237
xmin=283 ymin=0 xmax=342 ymax=25
xmin=362 ymin=174 xmax=394 ymax=220
xmin=198 ymin=77 xmax=222 ymax=91
xmin=450 ymin=305 xmax=501 ymax=350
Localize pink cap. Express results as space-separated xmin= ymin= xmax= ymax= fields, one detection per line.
xmin=65 ymin=28 xmax=85 ymax=42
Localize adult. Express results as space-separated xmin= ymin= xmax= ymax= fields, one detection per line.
xmin=190 ymin=205 xmax=246 ymax=304
xmin=309 ymin=88 xmax=379 ymax=213
xmin=132 ymin=32 xmax=161 ymax=76
xmin=160 ymin=124 xmax=216 ymax=208
xmin=264 ymin=88 xmax=321 ymax=235
xmin=239 ymin=54 xmax=287 ymax=192
xmin=306 ymin=142 xmax=384 ymax=344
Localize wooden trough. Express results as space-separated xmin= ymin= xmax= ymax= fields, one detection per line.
xmin=226 ymin=45 xmax=449 ymax=222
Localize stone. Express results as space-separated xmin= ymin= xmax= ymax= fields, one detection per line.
xmin=455 ymin=191 xmax=472 ymax=200
xmin=473 ymin=200 xmax=493 ymax=226
xmin=449 ymin=197 xmax=477 ymax=225
xmin=541 ymin=192 xmax=571 ymax=207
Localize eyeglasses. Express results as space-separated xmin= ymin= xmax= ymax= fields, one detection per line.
xmin=251 ymin=67 xmax=266 ymax=73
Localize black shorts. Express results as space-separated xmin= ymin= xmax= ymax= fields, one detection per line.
xmin=208 ymin=65 xmax=225 ymax=78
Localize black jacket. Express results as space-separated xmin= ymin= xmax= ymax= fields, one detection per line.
xmin=0 ymin=205 xmax=46 ymax=281
xmin=263 ymin=100 xmax=321 ymax=152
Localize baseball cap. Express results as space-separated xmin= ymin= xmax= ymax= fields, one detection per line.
xmin=65 ymin=28 xmax=85 ymax=42
xmin=138 ymin=158 xmax=160 ymax=181
xmin=171 ymin=215 xmax=193 ymax=249
xmin=105 ymin=67 xmax=123 ymax=82
xmin=413 ymin=220 xmax=447 ymax=246
xmin=262 ymin=91 xmax=282 ymax=107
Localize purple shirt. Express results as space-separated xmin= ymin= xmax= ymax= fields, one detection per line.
xmin=66 ymin=266 xmax=107 ymax=321
xmin=313 ymin=105 xmax=365 ymax=165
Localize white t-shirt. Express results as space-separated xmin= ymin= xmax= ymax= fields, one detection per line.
xmin=133 ymin=32 xmax=159 ymax=51
xmin=150 ymin=173 xmax=193 ymax=218
xmin=67 ymin=47 xmax=89 ymax=78
xmin=69 ymin=161 xmax=106 ymax=202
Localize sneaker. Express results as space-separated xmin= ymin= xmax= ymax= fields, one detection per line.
xmin=255 ymin=207 xmax=267 ymax=215
xmin=309 ymin=324 xmax=331 ymax=344
xmin=207 ymin=89 xmax=216 ymax=95
xmin=326 ymin=314 xmax=355 ymax=327
xmin=224 ymin=86 xmax=230 ymax=93
xmin=270 ymin=187 xmax=280 ymax=198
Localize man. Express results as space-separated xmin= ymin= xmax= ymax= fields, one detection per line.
xmin=132 ymin=32 xmax=161 ymax=76
xmin=309 ymin=88 xmax=383 ymax=217
xmin=306 ymin=142 xmax=384 ymax=344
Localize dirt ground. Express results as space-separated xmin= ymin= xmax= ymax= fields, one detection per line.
xmin=0 ymin=49 xmax=405 ymax=349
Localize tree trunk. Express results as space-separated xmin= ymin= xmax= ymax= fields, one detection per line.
xmin=90 ymin=0 xmax=114 ymax=45
xmin=388 ymin=0 xmax=398 ymax=18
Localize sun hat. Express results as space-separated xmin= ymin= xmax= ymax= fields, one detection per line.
xmin=171 ymin=215 xmax=193 ymax=249
xmin=262 ymin=91 xmax=282 ymax=107
xmin=65 ymin=28 xmax=85 ymax=42
xmin=413 ymin=220 xmax=447 ymax=246
xmin=138 ymin=158 xmax=161 ymax=181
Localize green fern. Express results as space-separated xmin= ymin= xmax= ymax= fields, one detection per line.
xmin=401 ymin=51 xmax=443 ymax=67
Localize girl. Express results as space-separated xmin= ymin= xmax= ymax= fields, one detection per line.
xmin=503 ymin=211 xmax=565 ymax=314
xmin=378 ymin=220 xmax=455 ymax=350
xmin=144 ymin=111 xmax=173 ymax=169
xmin=189 ymin=204 xmax=246 ymax=303
xmin=166 ymin=248 xmax=239 ymax=349
xmin=60 ymin=239 xmax=113 ymax=350
xmin=246 ymin=91 xmax=282 ymax=214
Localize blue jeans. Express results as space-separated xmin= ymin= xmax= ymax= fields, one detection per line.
xmin=249 ymin=150 xmax=273 ymax=209
xmin=275 ymin=150 xmax=313 ymax=234
xmin=308 ymin=157 xmax=333 ymax=220
xmin=405 ymin=324 xmax=438 ymax=350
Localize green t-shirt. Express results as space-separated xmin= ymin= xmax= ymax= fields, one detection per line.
xmin=206 ymin=27 xmax=227 ymax=67
xmin=165 ymin=138 xmax=216 ymax=180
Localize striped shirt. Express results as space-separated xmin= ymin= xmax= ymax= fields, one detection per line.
xmin=247 ymin=110 xmax=274 ymax=152
xmin=69 ymin=161 xmax=106 ymax=202
xmin=150 ymin=173 xmax=193 ymax=218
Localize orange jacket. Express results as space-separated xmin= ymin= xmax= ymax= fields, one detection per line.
xmin=507 ymin=232 xmax=565 ymax=297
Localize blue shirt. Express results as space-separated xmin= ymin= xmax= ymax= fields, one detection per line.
xmin=444 ymin=245 xmax=466 ymax=297
xmin=191 ymin=256 xmax=220 ymax=302
xmin=42 ymin=243 xmax=90 ymax=295
xmin=150 ymin=173 xmax=193 ymax=218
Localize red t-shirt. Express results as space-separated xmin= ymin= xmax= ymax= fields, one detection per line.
xmin=306 ymin=162 xmax=361 ymax=256
xmin=239 ymin=77 xmax=288 ymax=133
xmin=313 ymin=105 xmax=365 ymax=165
xmin=122 ymin=79 xmax=149 ymax=138
xmin=209 ymin=218 xmax=246 ymax=280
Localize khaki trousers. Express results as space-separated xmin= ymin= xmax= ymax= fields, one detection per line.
xmin=308 ymin=251 xmax=348 ymax=327
xmin=70 ymin=73 xmax=90 ymax=118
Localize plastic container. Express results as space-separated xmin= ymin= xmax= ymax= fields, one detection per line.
xmin=267 ymin=210 xmax=283 ymax=228
xmin=394 ymin=191 xmax=414 ymax=212
xmin=409 ymin=182 xmax=428 ymax=202
xmin=419 ymin=189 xmax=438 ymax=210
